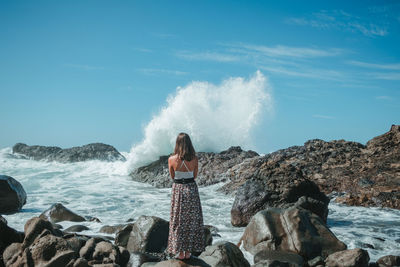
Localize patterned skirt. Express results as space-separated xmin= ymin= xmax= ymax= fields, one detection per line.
xmin=167 ymin=181 xmax=205 ymax=254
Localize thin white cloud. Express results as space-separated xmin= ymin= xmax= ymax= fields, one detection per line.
xmin=260 ymin=65 xmax=344 ymax=81
xmin=369 ymin=72 xmax=400 ymax=80
xmin=313 ymin=114 xmax=335 ymax=120
xmin=376 ymin=95 xmax=393 ymax=100
xmin=176 ymin=51 xmax=240 ymax=62
xmin=64 ymin=64 xmax=104 ymax=71
xmin=138 ymin=68 xmax=188 ymax=76
xmin=286 ymin=9 xmax=388 ymax=37
xmin=348 ymin=60 xmax=400 ymax=70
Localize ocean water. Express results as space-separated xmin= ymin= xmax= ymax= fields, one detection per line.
xmin=1 ymin=147 xmax=400 ymax=265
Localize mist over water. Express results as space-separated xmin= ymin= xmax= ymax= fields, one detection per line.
xmin=126 ymin=71 xmax=273 ymax=171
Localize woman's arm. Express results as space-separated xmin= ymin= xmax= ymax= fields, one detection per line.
xmin=193 ymin=156 xmax=199 ymax=179
xmin=168 ymin=156 xmax=175 ymax=179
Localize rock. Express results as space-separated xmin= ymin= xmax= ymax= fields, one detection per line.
xmin=240 ymin=207 xmax=346 ymax=261
xmin=23 ymin=217 xmax=61 ymax=248
xmin=126 ymin=216 xmax=169 ymax=254
xmin=73 ymin=257 xmax=90 ymax=267
xmin=141 ymin=258 xmax=210 ymax=267
xmin=65 ymin=225 xmax=90 ymax=233
xmin=118 ymin=246 xmax=130 ymax=267
xmin=0 ymin=215 xmax=24 ymax=264
xmin=307 ymin=256 xmax=324 ymax=267
xmin=204 ymin=225 xmax=220 ymax=237
xmin=376 ymin=255 xmax=400 ymax=266
xmin=2 ymin=243 xmax=32 ymax=267
xmin=0 ymin=175 xmax=27 ymax=214
xmin=80 ymin=237 xmax=102 ymax=260
xmin=198 ymin=241 xmax=250 ymax=267
xmin=93 ymin=241 xmax=119 ymax=262
xmin=253 ymin=250 xmax=303 ymax=266
xmin=39 ymin=203 xmax=86 ymax=223
xmin=130 ymin=146 xmax=259 ymax=188
xmin=12 ymin=142 xmax=126 ymax=163
xmin=115 ymin=224 xmax=134 ymax=247
xmin=222 ymin=125 xmax=400 ymax=210
xmin=325 ymin=248 xmax=370 ymax=267
xmin=99 ymin=224 xmax=126 ymax=234
xmin=230 ymin=165 xmax=329 ymax=226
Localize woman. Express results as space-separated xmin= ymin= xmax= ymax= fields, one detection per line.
xmin=167 ymin=133 xmax=205 ymax=259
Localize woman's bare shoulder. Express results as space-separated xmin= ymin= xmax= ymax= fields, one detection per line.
xmin=168 ymin=154 xmax=178 ymax=163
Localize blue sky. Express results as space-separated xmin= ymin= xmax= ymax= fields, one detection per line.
xmin=1 ymin=0 xmax=399 ymax=153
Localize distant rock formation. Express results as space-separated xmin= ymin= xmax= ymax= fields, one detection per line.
xmin=222 ymin=125 xmax=400 ymax=210
xmin=12 ymin=143 xmax=126 ymax=163
xmin=130 ymin=146 xmax=259 ymax=188
xmin=0 ymin=175 xmax=27 ymax=214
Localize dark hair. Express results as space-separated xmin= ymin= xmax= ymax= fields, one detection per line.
xmin=174 ymin=133 xmax=196 ymax=161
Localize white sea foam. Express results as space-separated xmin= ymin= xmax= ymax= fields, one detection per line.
xmin=125 ymin=71 xmax=273 ymax=171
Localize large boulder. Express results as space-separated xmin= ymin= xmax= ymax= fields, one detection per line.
xmin=240 ymin=207 xmax=346 ymax=261
xmin=230 ymin=165 xmax=329 ymax=227
xmin=253 ymin=250 xmax=304 ymax=267
xmin=0 ymin=175 xmax=27 ymax=214
xmin=0 ymin=216 xmax=24 ymax=266
xmin=126 ymin=216 xmax=169 ymax=254
xmin=222 ymin=125 xmax=400 ymax=210
xmin=12 ymin=143 xmax=126 ymax=163
xmin=130 ymin=146 xmax=259 ymax=188
xmin=376 ymin=255 xmax=400 ymax=267
xmin=39 ymin=203 xmax=86 ymax=223
xmin=198 ymin=241 xmax=250 ymax=267
xmin=325 ymin=248 xmax=370 ymax=267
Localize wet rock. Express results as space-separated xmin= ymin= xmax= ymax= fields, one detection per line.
xmin=376 ymin=255 xmax=400 ymax=266
xmin=0 ymin=215 xmax=24 ymax=264
xmin=12 ymin=142 xmax=126 ymax=162
xmin=198 ymin=241 xmax=250 ymax=267
xmin=99 ymin=224 xmax=126 ymax=234
xmin=0 ymin=175 xmax=27 ymax=214
xmin=253 ymin=250 xmax=303 ymax=267
xmin=73 ymin=257 xmax=90 ymax=267
xmin=126 ymin=216 xmax=169 ymax=254
xmin=240 ymin=207 xmax=346 ymax=261
xmin=230 ymin=165 xmax=329 ymax=226
xmin=141 ymin=258 xmax=210 ymax=267
xmin=307 ymin=256 xmax=324 ymax=267
xmin=23 ymin=217 xmax=61 ymax=248
xmin=325 ymin=248 xmax=370 ymax=267
xmin=39 ymin=203 xmax=86 ymax=223
xmin=65 ymin=225 xmax=90 ymax=233
xmin=130 ymin=146 xmax=259 ymax=188
xmin=115 ymin=224 xmax=134 ymax=247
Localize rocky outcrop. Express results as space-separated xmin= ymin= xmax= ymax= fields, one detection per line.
xmin=12 ymin=143 xmax=126 ymax=162
xmin=130 ymin=146 xmax=259 ymax=188
xmin=2 ymin=217 xmax=129 ymax=267
xmin=0 ymin=175 xmax=27 ymax=214
xmin=230 ymin=164 xmax=329 ymax=226
xmin=39 ymin=203 xmax=86 ymax=223
xmin=0 ymin=216 xmax=24 ymax=267
xmin=325 ymin=248 xmax=370 ymax=267
xmin=240 ymin=207 xmax=346 ymax=261
xmin=222 ymin=125 xmax=400 ymax=210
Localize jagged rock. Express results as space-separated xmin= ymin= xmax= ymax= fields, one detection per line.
xmin=0 ymin=175 xmax=27 ymax=214
xmin=253 ymin=250 xmax=303 ymax=266
xmin=126 ymin=216 xmax=169 ymax=254
xmin=65 ymin=225 xmax=90 ymax=233
xmin=307 ymin=256 xmax=324 ymax=267
xmin=198 ymin=241 xmax=250 ymax=267
xmin=240 ymin=207 xmax=346 ymax=261
xmin=130 ymin=146 xmax=259 ymax=188
xmin=230 ymin=165 xmax=329 ymax=226
xmin=39 ymin=203 xmax=86 ymax=223
xmin=325 ymin=248 xmax=370 ymax=267
xmin=23 ymin=217 xmax=61 ymax=248
xmin=376 ymin=255 xmax=400 ymax=266
xmin=12 ymin=142 xmax=126 ymax=162
xmin=115 ymin=224 xmax=134 ymax=247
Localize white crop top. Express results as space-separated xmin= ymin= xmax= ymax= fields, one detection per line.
xmin=174 ymin=160 xmax=194 ymax=179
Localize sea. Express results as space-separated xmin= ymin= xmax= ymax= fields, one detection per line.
xmin=1 ymin=147 xmax=400 ymax=265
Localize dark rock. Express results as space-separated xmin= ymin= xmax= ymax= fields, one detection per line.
xmin=118 ymin=246 xmax=130 ymax=267
xmin=12 ymin=142 xmax=125 ymax=163
xmin=130 ymin=146 xmax=259 ymax=188
xmin=376 ymin=255 xmax=400 ymax=266
xmin=80 ymin=237 xmax=102 ymax=260
xmin=0 ymin=215 xmax=24 ymax=264
xmin=230 ymin=165 xmax=329 ymax=226
xmin=115 ymin=224 xmax=134 ymax=247
xmin=65 ymin=225 xmax=90 ymax=233
xmin=99 ymin=224 xmax=126 ymax=234
xmin=361 ymin=243 xmax=375 ymax=249
xmin=126 ymin=215 xmax=169 ymax=254
xmin=204 ymin=225 xmax=220 ymax=237
xmin=240 ymin=207 xmax=346 ymax=260
xmin=23 ymin=217 xmax=61 ymax=248
xmin=141 ymin=258 xmax=210 ymax=267
xmin=73 ymin=257 xmax=90 ymax=267
xmin=198 ymin=241 xmax=250 ymax=267
xmin=325 ymin=248 xmax=370 ymax=267
xmin=204 ymin=227 xmax=212 ymax=247
xmin=39 ymin=203 xmax=86 ymax=223
xmin=307 ymin=256 xmax=324 ymax=267
xmin=254 ymin=250 xmax=303 ymax=266
xmin=0 ymin=175 xmax=27 ymax=214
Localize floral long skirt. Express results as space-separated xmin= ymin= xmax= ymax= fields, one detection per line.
xmin=167 ymin=181 xmax=205 ymax=254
